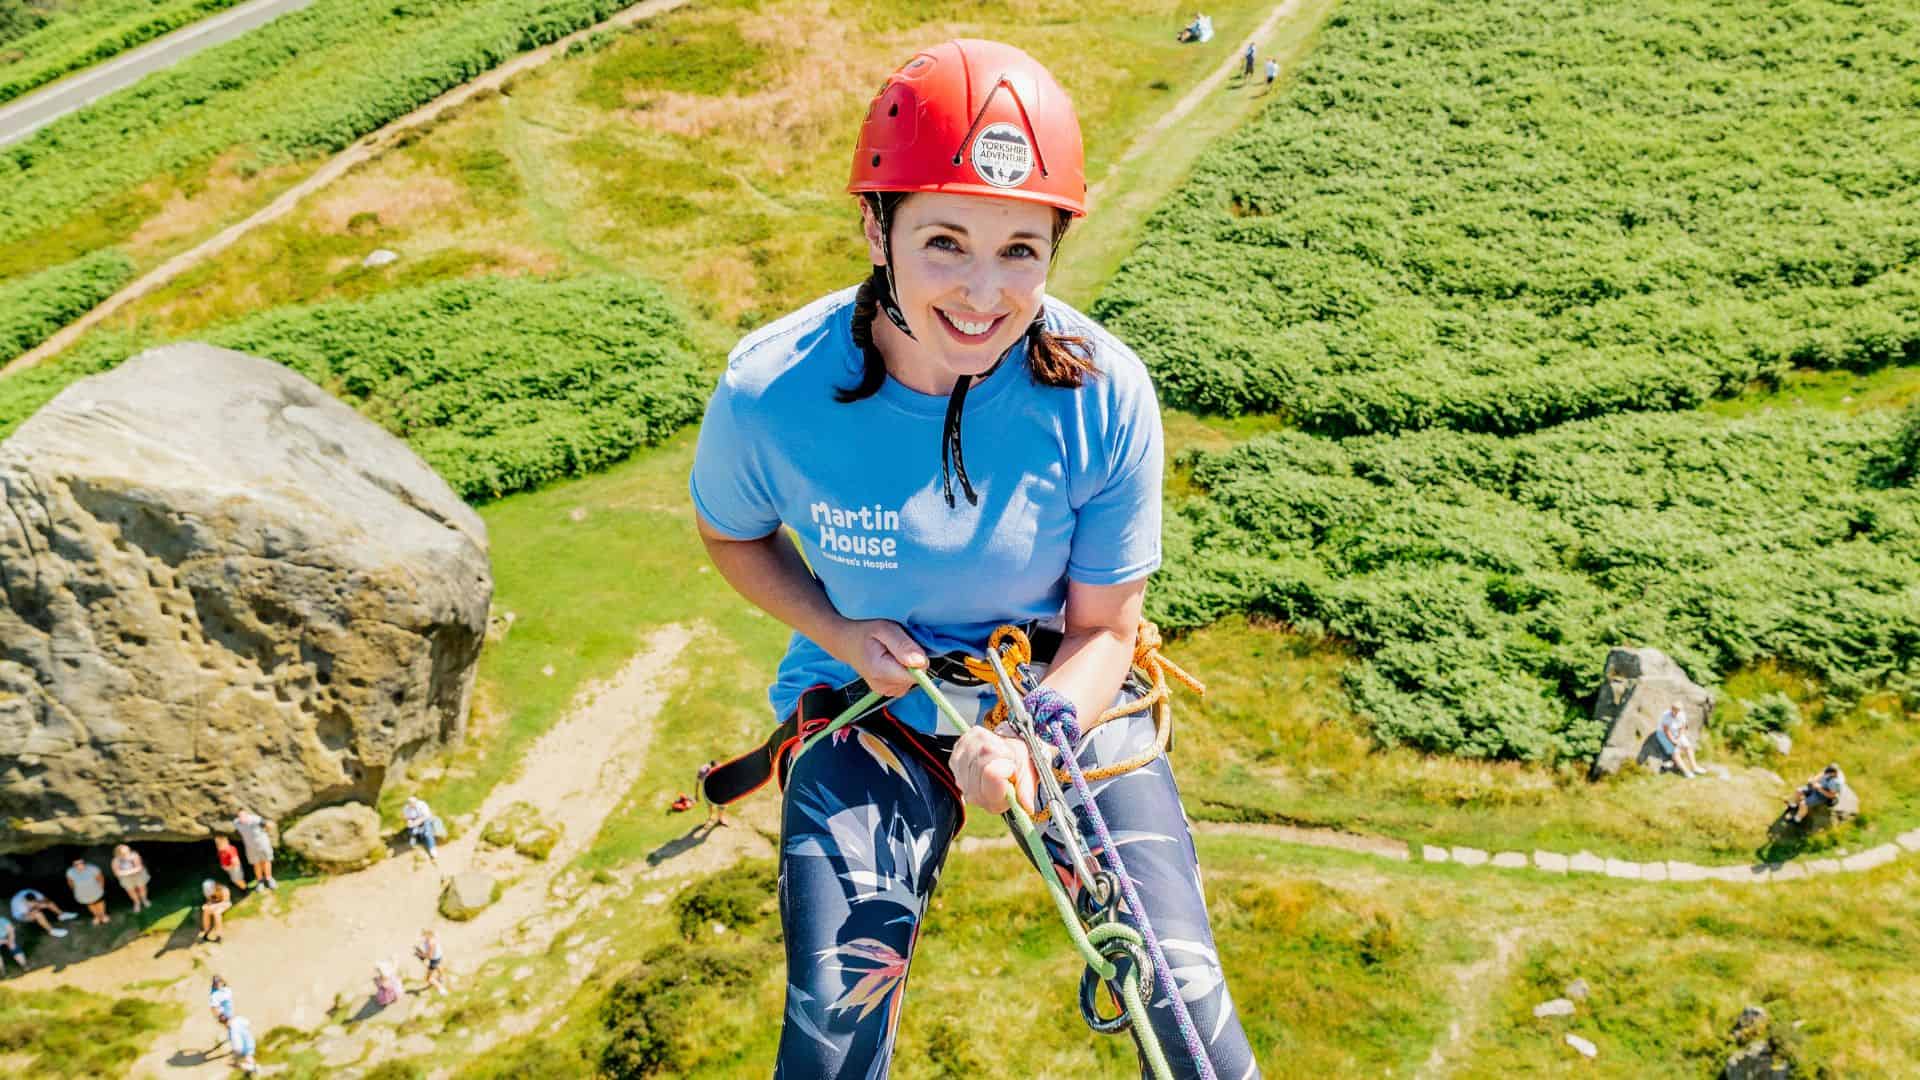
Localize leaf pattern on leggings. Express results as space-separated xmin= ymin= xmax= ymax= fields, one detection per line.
xmin=821 ymin=936 xmax=912 ymax=1025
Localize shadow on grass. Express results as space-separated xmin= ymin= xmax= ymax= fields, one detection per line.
xmin=1754 ymin=808 xmax=1853 ymax=864
xmin=645 ymin=822 xmax=720 ymax=868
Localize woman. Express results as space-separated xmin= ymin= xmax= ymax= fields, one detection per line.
xmin=65 ymin=857 xmax=109 ymax=926
xmin=112 ymin=844 xmax=152 ymax=913
xmin=414 ymin=928 xmax=448 ymax=996
xmin=199 ymin=879 xmax=232 ymax=943
xmin=690 ymin=40 xmax=1254 ymax=1077
xmin=1655 ymin=703 xmax=1701 ymax=778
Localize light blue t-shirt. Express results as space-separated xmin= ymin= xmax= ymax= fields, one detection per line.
xmin=690 ymin=286 xmax=1164 ymax=734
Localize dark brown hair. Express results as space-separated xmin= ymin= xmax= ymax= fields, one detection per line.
xmin=837 ymin=192 xmax=1096 ymax=403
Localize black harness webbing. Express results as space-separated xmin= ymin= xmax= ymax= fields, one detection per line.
xmin=700 ymin=629 xmax=1064 ymax=807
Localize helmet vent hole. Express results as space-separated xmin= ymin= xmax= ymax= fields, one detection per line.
xmin=872 ymin=154 xmax=881 ymax=167
xmin=888 ymin=103 xmax=899 ymax=117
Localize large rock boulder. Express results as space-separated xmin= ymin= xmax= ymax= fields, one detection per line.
xmin=283 ymin=803 xmax=386 ymax=873
xmin=0 ymin=344 xmax=491 ymax=854
xmin=1589 ymin=648 xmax=1714 ymax=778
xmin=439 ymin=871 xmax=500 ymax=920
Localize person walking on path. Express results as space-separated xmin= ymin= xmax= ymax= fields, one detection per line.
xmin=0 ymin=916 xmax=28 ymax=973
xmin=207 ymin=974 xmax=235 ymax=1046
xmin=373 ymin=959 xmax=402 ymax=1006
xmin=199 ymin=880 xmax=232 ymax=943
xmin=10 ymin=888 xmax=77 ymax=939
xmin=695 ymin=759 xmax=727 ymax=827
xmin=1242 ymin=41 xmax=1256 ymax=79
xmin=414 ymin=928 xmax=448 ymax=996
xmin=233 ymin=810 xmax=277 ymax=890
xmin=402 ymin=795 xmax=442 ymax=863
xmin=214 ymin=835 xmax=247 ymax=891
xmin=223 ymin=1014 xmax=259 ymax=1074
xmin=66 ymin=857 xmax=110 ymax=925
xmin=689 ymin=39 xmax=1256 ymax=1076
xmin=1264 ymin=56 xmax=1279 ymax=87
xmin=112 ymin=844 xmax=152 ymax=912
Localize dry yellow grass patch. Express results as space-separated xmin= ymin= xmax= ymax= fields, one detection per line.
xmin=309 ymin=170 xmax=468 ymax=234
xmin=122 ymin=153 xmax=307 ymax=262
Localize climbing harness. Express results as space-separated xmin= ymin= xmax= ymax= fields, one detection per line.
xmin=780 ymin=623 xmax=1213 ymax=1080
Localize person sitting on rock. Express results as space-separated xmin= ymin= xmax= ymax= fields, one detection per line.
xmin=1 ymin=916 xmax=28 ymax=973
xmin=199 ymin=880 xmax=233 ymax=944
xmin=1654 ymin=703 xmax=1702 ymax=778
xmin=9 ymin=888 xmax=78 ymax=939
xmin=1785 ymin=763 xmax=1846 ymax=823
xmin=402 ymin=795 xmax=443 ymax=863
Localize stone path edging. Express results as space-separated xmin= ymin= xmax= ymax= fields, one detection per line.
xmin=1407 ymin=828 xmax=1920 ymax=885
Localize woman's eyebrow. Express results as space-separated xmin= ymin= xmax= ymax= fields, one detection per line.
xmin=915 ymin=221 xmax=1049 ymax=243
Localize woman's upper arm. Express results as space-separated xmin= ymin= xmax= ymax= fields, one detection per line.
xmin=1062 ymin=575 xmax=1148 ymax=638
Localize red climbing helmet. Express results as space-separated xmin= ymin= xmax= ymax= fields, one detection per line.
xmin=848 ymin=39 xmax=1087 ymax=217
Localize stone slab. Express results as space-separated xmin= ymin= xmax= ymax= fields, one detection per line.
xmin=1533 ymin=998 xmax=1576 ymax=1018
xmin=1769 ymin=862 xmax=1809 ymax=882
xmin=1666 ymin=861 xmax=1707 ymax=882
xmin=1423 ymin=845 xmax=1449 ymax=863
xmin=1896 ymin=829 xmax=1920 ymax=853
xmin=1805 ymin=858 xmax=1843 ymax=876
xmin=1491 ymin=851 xmax=1528 ymax=869
xmin=1451 ymin=846 xmax=1489 ymax=867
xmin=1841 ymin=844 xmax=1899 ymax=872
xmin=1604 ymin=858 xmax=1642 ymax=880
xmin=1566 ymin=1033 xmax=1598 ymax=1058
xmin=1639 ymin=861 xmax=1668 ymax=882
xmin=1568 ymin=851 xmax=1605 ymax=874
xmin=1533 ymin=850 xmax=1569 ymax=873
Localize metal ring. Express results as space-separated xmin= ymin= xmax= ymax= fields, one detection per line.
xmin=1077 ymin=935 xmax=1154 ymax=1036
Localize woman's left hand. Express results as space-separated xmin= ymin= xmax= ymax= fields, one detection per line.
xmin=952 ymin=726 xmax=1046 ymax=814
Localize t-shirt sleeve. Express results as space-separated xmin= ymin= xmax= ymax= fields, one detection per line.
xmin=689 ymin=377 xmax=782 ymax=540
xmin=1067 ymin=367 xmax=1164 ymax=586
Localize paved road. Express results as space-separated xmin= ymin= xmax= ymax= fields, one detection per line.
xmin=0 ymin=0 xmax=315 ymax=149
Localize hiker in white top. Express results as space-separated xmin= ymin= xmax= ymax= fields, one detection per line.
xmin=1655 ymin=703 xmax=1702 ymax=778
xmin=9 ymin=888 xmax=77 ymax=938
xmin=233 ymin=810 xmax=278 ymax=890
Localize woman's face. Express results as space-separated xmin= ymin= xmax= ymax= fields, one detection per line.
xmin=864 ymin=192 xmax=1056 ymax=386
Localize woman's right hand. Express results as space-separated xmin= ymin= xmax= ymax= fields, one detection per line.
xmin=836 ymin=618 xmax=929 ymax=697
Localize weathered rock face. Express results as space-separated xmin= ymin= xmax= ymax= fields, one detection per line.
xmin=0 ymin=344 xmax=491 ymax=855
xmin=283 ymin=803 xmax=386 ymax=873
xmin=439 ymin=871 xmax=498 ymax=920
xmin=1589 ymin=648 xmax=1715 ymax=778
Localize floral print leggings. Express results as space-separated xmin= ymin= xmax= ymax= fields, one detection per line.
xmin=774 ymin=703 xmax=1259 ymax=1079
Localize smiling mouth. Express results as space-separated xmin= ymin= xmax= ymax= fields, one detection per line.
xmin=936 ymin=308 xmax=1005 ymax=341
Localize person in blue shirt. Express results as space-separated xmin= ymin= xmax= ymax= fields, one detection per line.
xmin=691 ymin=38 xmax=1254 ymax=1080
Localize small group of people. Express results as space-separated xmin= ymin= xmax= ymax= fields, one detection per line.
xmin=202 ymin=808 xmax=279 ymax=945
xmin=208 ymin=974 xmax=257 ymax=1074
xmin=1241 ymin=41 xmax=1281 ymax=86
xmin=669 ymin=760 xmax=727 ymax=827
xmin=368 ymin=928 xmax=450 ymax=1009
xmin=3 ymin=843 xmax=153 ymax=972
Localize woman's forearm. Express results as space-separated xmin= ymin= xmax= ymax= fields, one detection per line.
xmin=1038 ymin=624 xmax=1137 ymax=721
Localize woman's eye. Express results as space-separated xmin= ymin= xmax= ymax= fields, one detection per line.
xmin=1004 ymin=243 xmax=1039 ymax=260
xmin=928 ymin=235 xmax=962 ymax=252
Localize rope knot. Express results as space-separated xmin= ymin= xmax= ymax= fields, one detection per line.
xmin=1023 ymin=687 xmax=1080 ymax=743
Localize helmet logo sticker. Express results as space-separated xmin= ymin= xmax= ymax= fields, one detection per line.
xmin=970 ymin=122 xmax=1034 ymax=188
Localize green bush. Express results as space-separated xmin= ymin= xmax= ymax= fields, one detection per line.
xmin=0 ymin=0 xmax=250 ymax=104
xmin=671 ymin=860 xmax=776 ymax=939
xmin=0 ymin=249 xmax=133 ymax=360
xmin=0 ymin=0 xmax=632 ymax=256
xmin=0 ymin=275 xmax=708 ymax=503
xmin=1093 ymin=0 xmax=1920 ymax=437
xmin=600 ymin=940 xmax=768 ymax=1077
xmin=1154 ymin=410 xmax=1920 ymax=760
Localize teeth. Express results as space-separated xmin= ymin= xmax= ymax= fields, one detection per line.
xmin=944 ymin=312 xmax=994 ymax=336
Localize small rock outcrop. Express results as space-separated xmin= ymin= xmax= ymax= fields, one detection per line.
xmin=0 ymin=344 xmax=492 ymax=854
xmin=481 ymin=799 xmax=561 ymax=860
xmin=1589 ymin=648 xmax=1714 ymax=778
xmin=283 ymin=803 xmax=385 ymax=873
xmin=1724 ymin=1005 xmax=1797 ymax=1079
xmin=439 ymin=871 xmax=499 ymax=920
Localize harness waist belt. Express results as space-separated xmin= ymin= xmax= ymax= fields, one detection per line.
xmin=700 ymin=629 xmax=1063 ymax=807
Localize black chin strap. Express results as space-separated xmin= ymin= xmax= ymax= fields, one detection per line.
xmin=940 ymin=374 xmax=977 ymax=508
